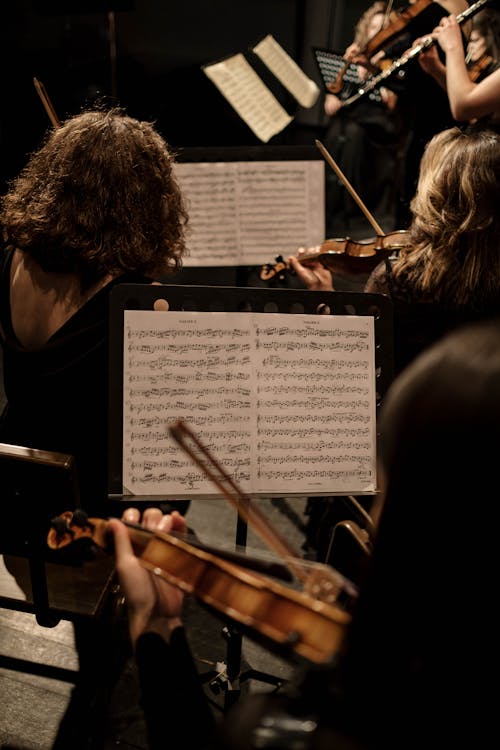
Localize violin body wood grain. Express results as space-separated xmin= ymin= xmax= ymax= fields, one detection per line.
xmin=48 ymin=509 xmax=351 ymax=666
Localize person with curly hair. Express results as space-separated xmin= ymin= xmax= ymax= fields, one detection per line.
xmin=0 ymin=107 xmax=191 ymax=750
xmin=0 ymin=107 xmax=189 ymax=513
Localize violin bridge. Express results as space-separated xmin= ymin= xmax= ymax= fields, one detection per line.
xmin=303 ymin=563 xmax=358 ymax=607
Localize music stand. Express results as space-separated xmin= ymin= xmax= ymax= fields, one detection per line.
xmin=107 ymin=283 xmax=394 ymax=708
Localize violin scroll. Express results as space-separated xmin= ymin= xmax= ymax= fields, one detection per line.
xmin=327 ymin=60 xmax=351 ymax=94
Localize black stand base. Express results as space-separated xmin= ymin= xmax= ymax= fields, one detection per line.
xmin=200 ymin=625 xmax=285 ymax=712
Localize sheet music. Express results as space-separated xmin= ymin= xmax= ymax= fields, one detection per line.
xmin=203 ymin=53 xmax=293 ymax=143
xmin=175 ymin=159 xmax=325 ymax=266
xmin=122 ymin=310 xmax=377 ymax=497
xmin=252 ymin=34 xmax=320 ymax=108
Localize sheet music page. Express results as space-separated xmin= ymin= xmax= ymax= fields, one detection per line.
xmin=252 ymin=34 xmax=320 ymax=108
xmin=122 ymin=310 xmax=377 ymax=497
xmin=175 ymin=160 xmax=325 ymax=266
xmin=203 ymin=53 xmax=293 ymax=143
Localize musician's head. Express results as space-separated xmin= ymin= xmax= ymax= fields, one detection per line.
xmin=0 ymin=107 xmax=189 ymax=292
xmin=402 ymin=126 xmax=500 ymax=301
xmin=468 ymin=8 xmax=500 ymax=62
xmin=354 ymin=1 xmax=387 ymax=46
xmin=374 ymin=315 xmax=500 ymax=616
xmin=339 ymin=317 xmax=500 ymax=746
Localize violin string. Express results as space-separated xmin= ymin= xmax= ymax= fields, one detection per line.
xmin=118 ymin=518 xmax=295 ymax=583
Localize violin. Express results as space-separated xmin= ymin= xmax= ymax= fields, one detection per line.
xmin=48 ymin=508 xmax=352 ymax=665
xmin=342 ymin=0 xmax=490 ymax=108
xmin=329 ymin=0 xmax=433 ymax=95
xmin=467 ymin=52 xmax=493 ymax=81
xmin=49 ymin=419 xmax=357 ymax=666
xmin=363 ymin=0 xmax=434 ymax=57
xmin=260 ymin=230 xmax=411 ymax=282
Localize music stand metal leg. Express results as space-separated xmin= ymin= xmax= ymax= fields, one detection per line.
xmin=220 ymin=511 xmax=285 ymax=711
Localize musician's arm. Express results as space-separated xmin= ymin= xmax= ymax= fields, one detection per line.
xmin=324 ymin=93 xmax=343 ymax=117
xmin=363 ymin=261 xmax=390 ymax=295
xmin=287 ymin=255 xmax=334 ymax=291
xmin=435 ymin=15 xmax=500 ymax=121
xmin=447 ymin=65 xmax=500 ymax=120
xmin=418 ymin=41 xmax=447 ymax=90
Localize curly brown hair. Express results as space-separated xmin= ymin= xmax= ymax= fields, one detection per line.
xmin=394 ymin=126 xmax=500 ymax=309
xmin=0 ymin=108 xmax=189 ymax=291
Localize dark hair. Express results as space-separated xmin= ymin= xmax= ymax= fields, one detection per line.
xmin=336 ymin=317 xmax=500 ymax=746
xmin=0 ymin=108 xmax=189 ymax=291
xmin=472 ymin=8 xmax=500 ymax=61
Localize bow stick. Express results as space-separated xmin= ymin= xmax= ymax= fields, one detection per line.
xmin=315 ymin=139 xmax=385 ymax=236
xmin=169 ymin=419 xmax=358 ymax=605
xmin=169 ymin=419 xmax=309 ymax=584
xmin=33 ymin=77 xmax=61 ymax=128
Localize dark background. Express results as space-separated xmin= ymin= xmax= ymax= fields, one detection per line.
xmin=0 ymin=0 xmax=371 ymax=191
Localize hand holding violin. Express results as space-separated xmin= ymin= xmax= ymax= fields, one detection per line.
xmin=108 ymin=507 xmax=187 ymax=648
xmin=287 ymin=253 xmax=334 ymax=291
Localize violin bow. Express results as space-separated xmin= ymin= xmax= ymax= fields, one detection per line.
xmin=169 ymin=419 xmax=311 ymax=585
xmin=315 ymin=139 xmax=385 ymax=236
xmin=382 ymin=0 xmax=394 ymax=30
xmin=33 ymin=77 xmax=61 ymax=128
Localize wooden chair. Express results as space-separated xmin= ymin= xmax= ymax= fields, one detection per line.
xmin=0 ymin=442 xmax=118 ymax=682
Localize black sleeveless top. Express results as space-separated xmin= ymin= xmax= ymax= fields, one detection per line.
xmin=367 ymin=255 xmax=500 ymax=375
xmin=0 ymin=246 xmax=151 ymax=513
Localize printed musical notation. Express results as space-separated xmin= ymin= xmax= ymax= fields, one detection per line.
xmin=175 ymin=160 xmax=325 ymax=266
xmin=202 ymin=34 xmax=319 ymax=143
xmin=203 ymin=52 xmax=293 ymax=143
xmin=122 ymin=311 xmax=377 ymax=497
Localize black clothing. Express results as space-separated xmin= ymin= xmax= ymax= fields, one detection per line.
xmin=0 ymin=245 xmax=150 ymax=514
xmin=136 ymin=628 xmax=217 ymax=750
xmin=368 ymin=254 xmax=500 ymax=375
xmin=323 ymin=49 xmax=407 ymax=238
xmin=136 ymin=628 xmax=366 ymax=750
xmin=323 ymin=93 xmax=406 ymax=237
xmin=379 ymin=2 xmax=470 ymax=226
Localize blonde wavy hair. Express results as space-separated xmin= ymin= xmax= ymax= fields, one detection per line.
xmin=391 ymin=127 xmax=500 ymax=309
